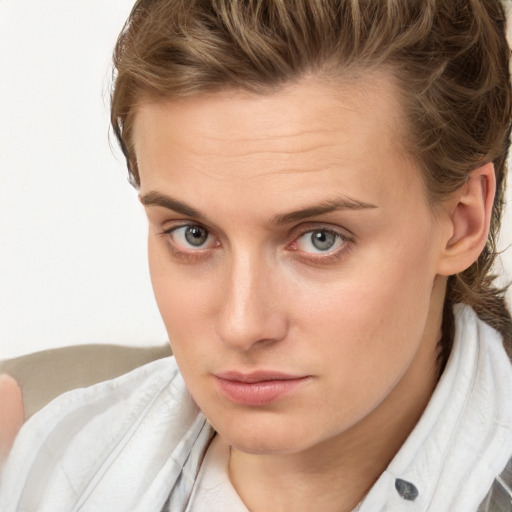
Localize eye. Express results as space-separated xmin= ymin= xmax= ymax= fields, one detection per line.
xmin=167 ymin=224 xmax=216 ymax=250
xmin=295 ymin=229 xmax=345 ymax=254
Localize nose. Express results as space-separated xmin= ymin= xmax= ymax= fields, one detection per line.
xmin=214 ymin=252 xmax=288 ymax=351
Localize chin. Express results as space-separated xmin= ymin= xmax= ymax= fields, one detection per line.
xmin=227 ymin=435 xmax=305 ymax=455
xmin=214 ymin=415 xmax=317 ymax=455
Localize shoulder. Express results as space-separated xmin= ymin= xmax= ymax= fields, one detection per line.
xmin=454 ymin=304 xmax=512 ymax=373
xmin=0 ymin=356 xmax=202 ymax=510
xmin=10 ymin=355 xmax=187 ymax=444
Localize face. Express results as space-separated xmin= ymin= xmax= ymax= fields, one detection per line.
xmin=134 ymin=74 xmax=447 ymax=456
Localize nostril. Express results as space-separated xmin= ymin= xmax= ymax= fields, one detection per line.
xmin=215 ymin=300 xmax=288 ymax=351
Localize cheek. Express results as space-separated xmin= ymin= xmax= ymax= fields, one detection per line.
xmin=291 ymin=232 xmax=438 ymax=383
xmin=294 ymin=235 xmax=435 ymax=328
xmin=148 ymin=246 xmax=225 ymax=412
xmin=148 ymin=240 xmax=196 ymax=336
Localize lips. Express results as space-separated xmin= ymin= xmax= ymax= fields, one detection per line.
xmin=214 ymin=371 xmax=310 ymax=406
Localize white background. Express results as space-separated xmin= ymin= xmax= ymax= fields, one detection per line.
xmin=0 ymin=0 xmax=168 ymax=359
xmin=1 ymin=0 xmax=511 ymax=359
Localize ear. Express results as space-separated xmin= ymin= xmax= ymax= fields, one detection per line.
xmin=436 ymin=162 xmax=496 ymax=276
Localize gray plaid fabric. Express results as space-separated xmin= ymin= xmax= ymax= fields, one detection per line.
xmin=160 ymin=421 xmax=214 ymax=512
xmin=477 ymin=458 xmax=512 ymax=512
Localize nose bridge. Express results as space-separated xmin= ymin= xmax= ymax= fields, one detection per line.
xmin=215 ymin=247 xmax=287 ymax=349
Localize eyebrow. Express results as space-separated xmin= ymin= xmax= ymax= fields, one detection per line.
xmin=140 ymin=191 xmax=378 ymax=224
xmin=140 ymin=191 xmax=206 ymax=219
xmin=271 ymin=197 xmax=378 ymax=225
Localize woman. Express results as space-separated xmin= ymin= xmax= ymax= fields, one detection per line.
xmin=1 ymin=1 xmax=511 ymax=511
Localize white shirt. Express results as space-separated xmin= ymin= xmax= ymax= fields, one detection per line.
xmin=186 ymin=435 xmax=247 ymax=511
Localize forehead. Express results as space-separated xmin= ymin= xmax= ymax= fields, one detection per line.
xmin=134 ymin=73 xmax=404 ymax=151
xmin=132 ymin=72 xmax=422 ymax=211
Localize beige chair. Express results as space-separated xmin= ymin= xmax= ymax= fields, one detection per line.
xmin=0 ymin=344 xmax=171 ymax=420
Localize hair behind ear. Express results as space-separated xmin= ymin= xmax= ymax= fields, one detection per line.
xmin=444 ymin=274 xmax=511 ymax=358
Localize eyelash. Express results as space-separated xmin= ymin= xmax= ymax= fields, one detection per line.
xmin=158 ymin=224 xmax=217 ymax=263
xmin=158 ymin=223 xmax=352 ymax=264
xmin=288 ymin=227 xmax=350 ymax=264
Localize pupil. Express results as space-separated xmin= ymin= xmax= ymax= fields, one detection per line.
xmin=311 ymin=230 xmax=335 ymax=251
xmin=185 ymin=226 xmax=207 ymax=246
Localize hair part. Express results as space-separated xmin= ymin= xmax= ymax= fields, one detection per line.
xmin=111 ymin=0 xmax=512 ymax=365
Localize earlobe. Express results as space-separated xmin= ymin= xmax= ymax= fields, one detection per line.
xmin=437 ymin=162 xmax=495 ymax=276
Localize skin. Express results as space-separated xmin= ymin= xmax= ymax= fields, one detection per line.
xmin=133 ymin=74 xmax=488 ymax=512
xmin=0 ymin=375 xmax=24 ymax=467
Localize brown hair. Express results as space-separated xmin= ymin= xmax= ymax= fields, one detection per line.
xmin=111 ymin=0 xmax=512 ymax=363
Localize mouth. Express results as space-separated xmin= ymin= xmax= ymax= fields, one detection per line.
xmin=214 ymin=371 xmax=310 ymax=406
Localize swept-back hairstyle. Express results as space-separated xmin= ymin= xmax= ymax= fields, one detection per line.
xmin=111 ymin=0 xmax=512 ymax=364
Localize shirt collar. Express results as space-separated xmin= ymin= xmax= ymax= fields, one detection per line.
xmin=360 ymin=305 xmax=512 ymax=512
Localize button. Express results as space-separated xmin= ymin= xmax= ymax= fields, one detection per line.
xmin=395 ymin=479 xmax=419 ymax=501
